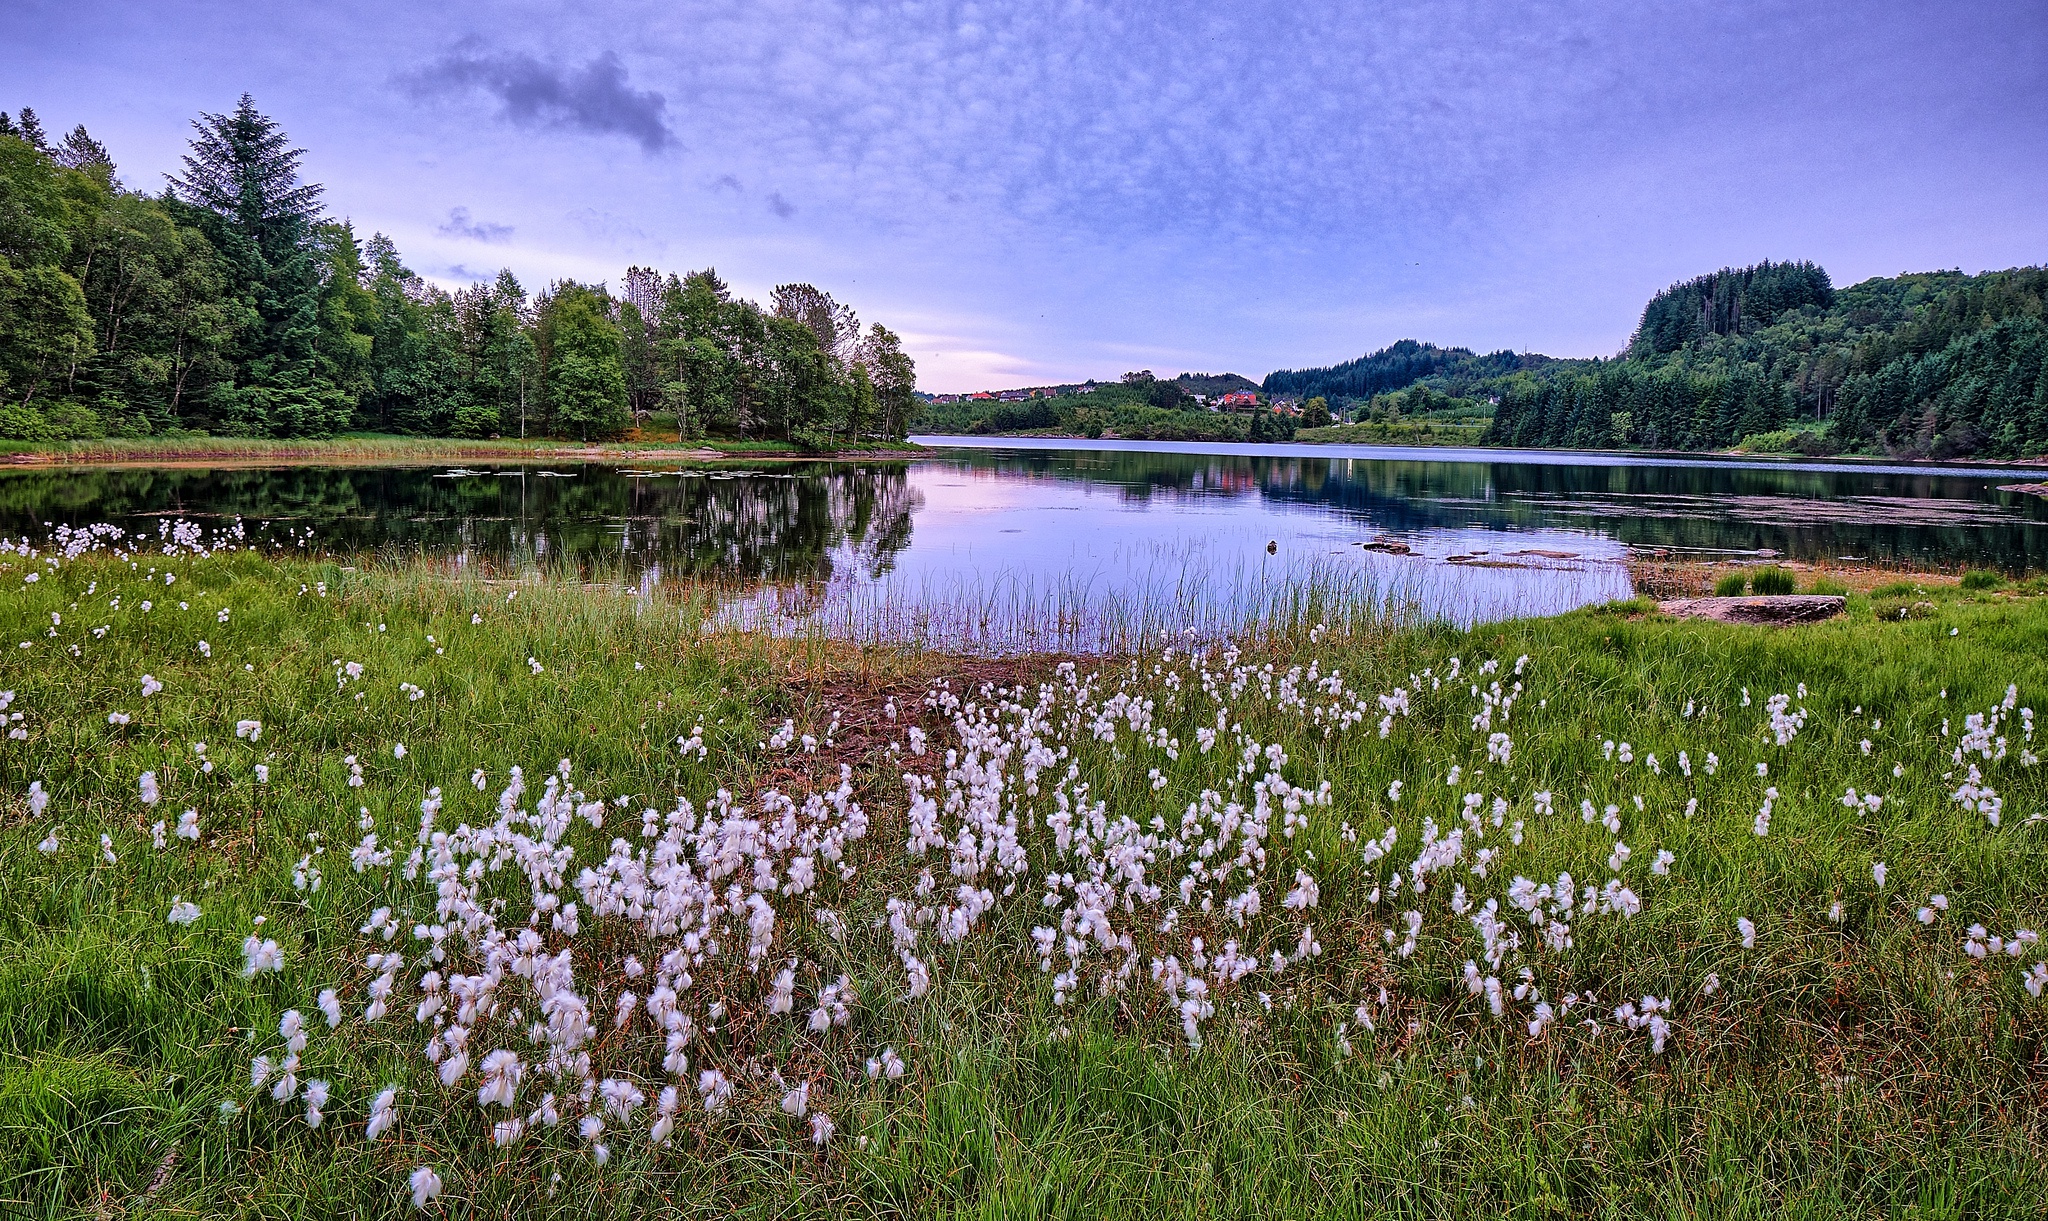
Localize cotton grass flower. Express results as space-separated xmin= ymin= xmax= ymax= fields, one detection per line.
xmin=780 ymin=1080 xmax=810 ymax=1118
xmin=167 ymin=897 xmax=201 ymax=925
xmin=408 ymin=1167 xmax=442 ymax=1209
xmin=366 ymin=1087 xmax=399 ymax=1140
xmin=303 ymin=1079 xmax=330 ymax=1127
xmin=241 ymin=935 xmax=284 ymax=979
xmin=1737 ymin=918 xmax=1757 ymax=949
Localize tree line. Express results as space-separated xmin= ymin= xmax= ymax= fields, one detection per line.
xmin=0 ymin=98 xmax=914 ymax=445
xmin=1262 ymin=340 xmax=1560 ymax=402
xmin=1484 ymin=263 xmax=2048 ymax=458
xmin=1268 ymin=261 xmax=2047 ymax=460
xmin=917 ymin=370 xmax=1300 ymax=443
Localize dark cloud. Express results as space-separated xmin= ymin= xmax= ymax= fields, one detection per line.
xmin=403 ymin=46 xmax=674 ymax=153
xmin=438 ymin=206 xmax=513 ymax=243
xmin=765 ymin=191 xmax=795 ymax=219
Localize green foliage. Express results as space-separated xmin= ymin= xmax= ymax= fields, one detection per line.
xmin=1805 ymin=576 xmax=1850 ymax=597
xmin=926 ymin=378 xmax=1288 ymax=443
xmin=1484 ymin=262 xmax=2048 ymax=458
xmin=1750 ymin=567 xmax=1796 ymax=595
xmin=1630 ymin=260 xmax=1835 ymax=356
xmin=542 ymin=283 xmax=630 ymax=441
xmin=0 ymin=104 xmax=912 ymax=447
xmin=1265 ymin=339 xmax=1555 ymax=401
xmin=1960 ymin=570 xmax=2005 ymax=591
xmin=1299 ymin=396 xmax=1331 ymax=428
xmin=1713 ymin=572 xmax=1749 ymax=597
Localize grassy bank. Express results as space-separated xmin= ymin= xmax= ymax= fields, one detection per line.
xmin=0 ymin=435 xmax=925 ymax=466
xmin=3 ymin=539 xmax=2047 ymax=1218
xmin=1297 ymin=420 xmax=1490 ymax=447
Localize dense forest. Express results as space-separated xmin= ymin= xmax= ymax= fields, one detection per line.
xmin=1259 ymin=261 xmax=2048 ymax=460
xmin=1482 ymin=262 xmax=2048 ymax=457
xmin=0 ymin=98 xmax=914 ymax=445
xmin=1262 ymin=340 xmax=1560 ymax=402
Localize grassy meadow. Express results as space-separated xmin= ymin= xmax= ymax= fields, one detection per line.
xmin=1 ymin=532 xmax=2045 ymax=1219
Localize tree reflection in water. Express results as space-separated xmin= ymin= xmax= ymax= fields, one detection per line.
xmin=0 ymin=463 xmax=923 ymax=593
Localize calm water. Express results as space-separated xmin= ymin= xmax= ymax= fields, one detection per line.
xmin=7 ymin=438 xmax=2046 ymax=646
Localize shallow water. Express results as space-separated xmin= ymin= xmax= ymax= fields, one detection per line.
xmin=6 ymin=439 xmax=2045 ymax=645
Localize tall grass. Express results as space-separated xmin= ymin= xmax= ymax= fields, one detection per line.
xmin=0 ymin=544 xmax=2044 ymax=1217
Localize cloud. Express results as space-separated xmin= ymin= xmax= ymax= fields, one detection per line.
xmin=765 ymin=191 xmax=795 ymax=219
xmin=403 ymin=46 xmax=674 ymax=152
xmin=566 ymin=207 xmax=664 ymax=253
xmin=437 ymin=206 xmax=513 ymax=243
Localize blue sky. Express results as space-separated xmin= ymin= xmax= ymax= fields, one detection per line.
xmin=10 ymin=0 xmax=2046 ymax=392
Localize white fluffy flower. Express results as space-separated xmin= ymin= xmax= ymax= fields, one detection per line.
xmin=409 ymin=1167 xmax=442 ymax=1209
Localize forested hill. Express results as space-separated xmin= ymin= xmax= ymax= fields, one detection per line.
xmin=1274 ymin=262 xmax=2047 ymax=460
xmin=1262 ymin=340 xmax=1566 ymax=401
xmin=0 ymin=99 xmax=915 ymax=445
xmin=1484 ymin=262 xmax=2048 ymax=458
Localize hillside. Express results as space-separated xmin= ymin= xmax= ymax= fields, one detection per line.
xmin=1173 ymin=371 xmax=1260 ymax=396
xmin=1263 ymin=341 xmax=1572 ymax=403
xmin=1483 ymin=264 xmax=2048 ymax=458
xmin=1271 ymin=264 xmax=2047 ymax=460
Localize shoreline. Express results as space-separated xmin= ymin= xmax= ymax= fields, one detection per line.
xmin=0 ymin=437 xmax=929 ymax=469
xmin=914 ymin=431 xmax=2048 ymax=473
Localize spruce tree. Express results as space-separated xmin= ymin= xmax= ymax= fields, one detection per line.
xmin=168 ymin=95 xmax=335 ymax=431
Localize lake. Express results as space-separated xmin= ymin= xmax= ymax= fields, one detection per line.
xmin=7 ymin=437 xmax=2046 ymax=650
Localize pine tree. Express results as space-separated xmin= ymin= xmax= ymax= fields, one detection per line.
xmin=167 ymin=95 xmax=336 ymax=430
xmin=14 ymin=107 xmax=49 ymax=154
xmin=54 ymin=125 xmax=114 ymax=179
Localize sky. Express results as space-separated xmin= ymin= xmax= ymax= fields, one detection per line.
xmin=8 ymin=0 xmax=2046 ymax=393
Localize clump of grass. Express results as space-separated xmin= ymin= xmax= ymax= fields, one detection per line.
xmin=1961 ymin=569 xmax=2006 ymax=591
xmin=1806 ymin=576 xmax=1849 ymax=597
xmin=1873 ymin=580 xmax=1925 ymax=598
xmin=1712 ymin=572 xmax=1749 ymax=597
xmin=1749 ymin=566 xmax=1796 ymax=595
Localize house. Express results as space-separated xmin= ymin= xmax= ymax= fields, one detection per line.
xmin=1217 ymin=390 xmax=1259 ymax=408
xmin=971 ymin=392 xmax=995 ymax=401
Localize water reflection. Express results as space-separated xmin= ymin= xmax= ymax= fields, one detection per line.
xmin=0 ymin=463 xmax=922 ymax=588
xmin=3 ymin=441 xmax=2045 ymax=649
xmin=925 ymin=439 xmax=2048 ymax=568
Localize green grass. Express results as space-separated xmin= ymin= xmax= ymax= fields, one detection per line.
xmin=1749 ymin=567 xmax=1796 ymax=596
xmin=1713 ymin=573 xmax=1749 ymax=597
xmin=0 ymin=434 xmax=922 ymax=465
xmin=1296 ymin=420 xmax=1490 ymax=447
xmin=1 ymin=547 xmax=2045 ymax=1217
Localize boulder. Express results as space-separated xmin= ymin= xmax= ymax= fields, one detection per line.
xmin=1656 ymin=595 xmax=1845 ymax=625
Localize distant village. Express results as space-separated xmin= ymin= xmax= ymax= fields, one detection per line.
xmin=923 ymin=376 xmax=1293 ymax=413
